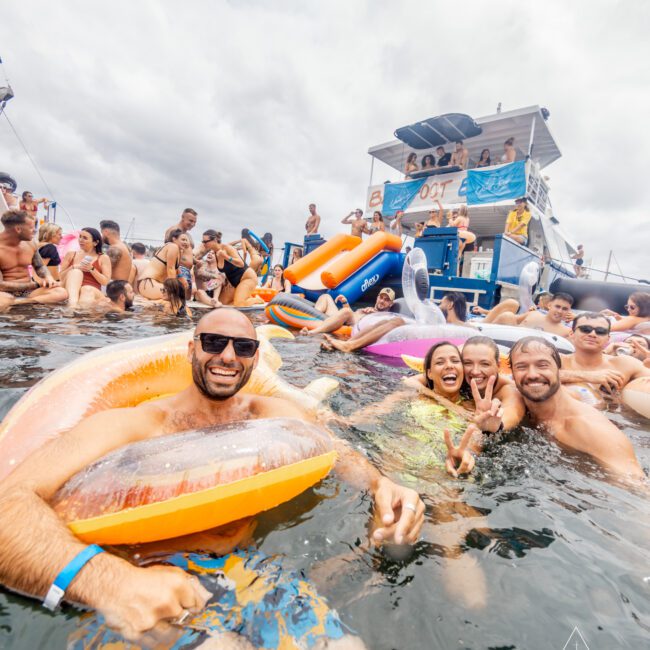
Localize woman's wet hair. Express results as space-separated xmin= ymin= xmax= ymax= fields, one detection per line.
xmin=629 ymin=292 xmax=650 ymax=317
xmin=462 ymin=336 xmax=499 ymax=363
xmin=509 ymin=336 xmax=561 ymax=370
xmin=165 ymin=228 xmax=183 ymax=243
xmin=442 ymin=292 xmax=467 ymax=322
xmin=163 ymin=278 xmax=187 ymax=315
xmin=423 ymin=341 xmax=462 ymax=390
xmin=82 ymin=227 xmax=103 ymax=254
xmin=38 ymin=222 xmax=61 ymax=243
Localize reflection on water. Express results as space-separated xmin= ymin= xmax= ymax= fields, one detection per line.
xmin=0 ymin=306 xmax=649 ymax=649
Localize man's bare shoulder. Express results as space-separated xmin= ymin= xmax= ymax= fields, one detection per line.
xmin=249 ymin=395 xmax=308 ymax=420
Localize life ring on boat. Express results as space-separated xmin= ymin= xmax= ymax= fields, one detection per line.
xmin=0 ymin=325 xmax=339 ymax=482
xmin=265 ymin=293 xmax=352 ymax=337
xmin=252 ymin=287 xmax=278 ymax=302
xmin=51 ymin=417 xmax=337 ymax=545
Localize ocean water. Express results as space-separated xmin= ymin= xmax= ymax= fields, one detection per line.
xmin=0 ymin=304 xmax=649 ymax=649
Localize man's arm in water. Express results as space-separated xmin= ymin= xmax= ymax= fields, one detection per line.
xmin=562 ymin=406 xmax=645 ymax=480
xmin=256 ymin=396 xmax=425 ymax=545
xmin=0 ymin=407 xmax=210 ymax=640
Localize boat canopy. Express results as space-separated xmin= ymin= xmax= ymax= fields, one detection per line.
xmin=394 ymin=113 xmax=482 ymax=149
xmin=370 ymin=105 xmax=561 ymax=172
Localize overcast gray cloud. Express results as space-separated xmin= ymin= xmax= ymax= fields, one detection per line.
xmin=1 ymin=0 xmax=648 ymax=280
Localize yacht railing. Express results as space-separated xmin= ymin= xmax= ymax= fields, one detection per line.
xmin=526 ymin=161 xmax=550 ymax=213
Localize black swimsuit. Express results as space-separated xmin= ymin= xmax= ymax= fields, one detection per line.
xmin=154 ymin=245 xmax=180 ymax=270
xmin=219 ymin=258 xmax=247 ymax=287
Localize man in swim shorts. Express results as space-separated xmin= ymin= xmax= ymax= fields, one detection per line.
xmin=559 ymin=313 xmax=650 ymax=396
xmin=300 ymin=287 xmax=396 ymax=338
xmin=0 ymin=210 xmax=68 ymax=308
xmin=478 ymin=292 xmax=573 ymax=338
xmin=105 ymin=279 xmax=135 ymax=312
xmin=164 ymin=208 xmax=198 ymax=248
xmin=100 ymin=220 xmax=134 ymax=282
xmin=508 ymin=336 xmax=644 ymax=480
xmin=0 ymin=309 xmax=423 ymax=645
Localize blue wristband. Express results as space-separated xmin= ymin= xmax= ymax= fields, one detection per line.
xmin=43 ymin=545 xmax=104 ymax=611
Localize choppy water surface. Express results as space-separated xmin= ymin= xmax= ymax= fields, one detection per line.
xmin=0 ymin=305 xmax=649 ymax=649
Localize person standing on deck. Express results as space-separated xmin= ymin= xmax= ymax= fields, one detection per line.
xmin=342 ymin=209 xmax=369 ymax=237
xmin=100 ymin=220 xmax=133 ymax=282
xmin=305 ymin=203 xmax=321 ymax=235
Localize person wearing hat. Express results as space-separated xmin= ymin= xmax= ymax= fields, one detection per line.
xmin=300 ymin=287 xmax=397 ymax=338
xmin=504 ymin=197 xmax=532 ymax=246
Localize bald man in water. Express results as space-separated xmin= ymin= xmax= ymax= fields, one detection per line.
xmin=0 ymin=309 xmax=423 ymax=643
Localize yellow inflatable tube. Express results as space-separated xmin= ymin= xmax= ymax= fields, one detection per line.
xmin=0 ymin=325 xmax=339 ymax=481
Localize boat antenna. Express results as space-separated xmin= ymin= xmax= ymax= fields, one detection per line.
xmin=496 ymin=102 xmax=502 ymax=114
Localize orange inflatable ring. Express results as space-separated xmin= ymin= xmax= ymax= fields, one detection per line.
xmin=52 ymin=418 xmax=337 ymax=545
xmin=252 ymin=287 xmax=278 ymax=302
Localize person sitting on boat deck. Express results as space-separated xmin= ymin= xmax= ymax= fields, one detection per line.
xmin=0 ymin=184 xmax=19 ymax=211
xmin=404 ymin=152 xmax=419 ymax=178
xmin=99 ymin=220 xmax=133 ymax=282
xmin=105 ymin=280 xmax=135 ymax=313
xmin=194 ymin=250 xmax=226 ymax=308
xmin=161 ymin=277 xmax=191 ymax=318
xmin=414 ymin=222 xmax=425 ymax=238
xmin=0 ymin=211 xmax=67 ymax=308
xmin=508 ymin=336 xmax=644 ymax=481
xmin=503 ymin=197 xmax=532 ymax=245
xmin=475 ymin=292 xmax=573 ymax=338
xmin=439 ymin=291 xmax=469 ymax=325
xmin=425 ymin=199 xmax=444 ymax=229
xmin=305 ymin=203 xmax=321 ymax=235
xmin=447 ymin=205 xmax=475 ymax=258
xmin=0 ymin=309 xmax=422 ymax=646
xmin=19 ymin=190 xmax=48 ymax=221
xmin=164 ymin=208 xmax=197 ymax=248
xmin=37 ymin=223 xmax=63 ymax=281
xmin=199 ymin=235 xmax=264 ymax=307
xmin=263 ymin=264 xmax=291 ymax=293
xmin=450 ymin=141 xmax=469 ymax=170
xmin=342 ymin=208 xmax=370 ymax=237
xmin=421 ymin=154 xmax=436 ymax=170
xmin=388 ymin=210 xmax=403 ymax=237
xmin=369 ymin=211 xmax=385 ymax=233
xmin=501 ymin=137 xmax=516 ymax=163
xmin=605 ymin=333 xmax=650 ymax=367
xmin=135 ymin=229 xmax=182 ymax=300
xmin=130 ymin=242 xmax=149 ymax=290
xmin=475 ymin=148 xmax=491 ymax=168
xmin=600 ymin=291 xmax=650 ymax=333
xmin=559 ymin=313 xmax=650 ymax=401
xmin=571 ymin=244 xmax=585 ymax=277
xmin=300 ymin=287 xmax=396 ymax=338
xmin=177 ymin=233 xmax=195 ymax=300
xmin=60 ymin=227 xmax=112 ymax=308
xmin=435 ymin=146 xmax=452 ymax=168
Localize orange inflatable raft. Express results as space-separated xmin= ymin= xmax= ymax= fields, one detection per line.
xmin=52 ymin=418 xmax=337 ymax=545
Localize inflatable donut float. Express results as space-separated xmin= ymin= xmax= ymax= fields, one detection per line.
xmin=0 ymin=324 xmax=339 ymax=481
xmin=265 ymin=293 xmax=352 ymax=337
xmin=52 ymin=417 xmax=337 ymax=544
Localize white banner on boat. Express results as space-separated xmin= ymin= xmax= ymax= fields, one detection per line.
xmin=365 ymin=169 xmax=467 ymax=216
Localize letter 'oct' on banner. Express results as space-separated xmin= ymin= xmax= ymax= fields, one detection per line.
xmin=466 ymin=161 xmax=527 ymax=205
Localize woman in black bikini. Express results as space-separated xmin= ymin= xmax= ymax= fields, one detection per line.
xmin=200 ymin=239 xmax=264 ymax=307
xmin=136 ymin=229 xmax=182 ymax=300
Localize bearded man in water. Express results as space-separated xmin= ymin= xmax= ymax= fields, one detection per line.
xmin=0 ymin=210 xmax=68 ymax=309
xmin=509 ymin=336 xmax=644 ymax=480
xmin=0 ymin=309 xmax=423 ymax=645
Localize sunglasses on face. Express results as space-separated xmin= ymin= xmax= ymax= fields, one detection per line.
xmin=194 ymin=333 xmax=259 ymax=357
xmin=202 ymin=238 xmax=215 ymax=244
xmin=576 ymin=325 xmax=609 ymax=336
xmin=624 ymin=304 xmax=636 ymax=311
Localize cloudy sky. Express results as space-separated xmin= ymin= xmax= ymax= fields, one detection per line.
xmin=1 ymin=1 xmax=649 ymax=280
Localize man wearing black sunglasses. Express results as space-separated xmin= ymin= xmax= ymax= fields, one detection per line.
xmin=560 ymin=313 xmax=650 ymax=397
xmin=0 ymin=308 xmax=423 ymax=643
